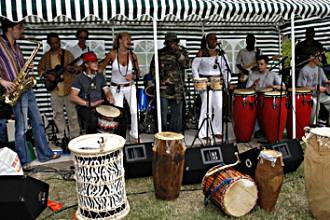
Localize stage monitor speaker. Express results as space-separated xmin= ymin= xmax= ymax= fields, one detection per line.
xmin=123 ymin=142 xmax=153 ymax=178
xmin=265 ymin=139 xmax=304 ymax=174
xmin=234 ymin=147 xmax=261 ymax=178
xmin=0 ymin=175 xmax=49 ymax=220
xmin=182 ymin=143 xmax=238 ymax=185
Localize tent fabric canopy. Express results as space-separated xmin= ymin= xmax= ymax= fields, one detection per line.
xmin=1 ymin=0 xmax=330 ymax=23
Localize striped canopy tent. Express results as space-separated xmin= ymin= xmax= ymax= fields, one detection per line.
xmin=1 ymin=0 xmax=330 ymax=138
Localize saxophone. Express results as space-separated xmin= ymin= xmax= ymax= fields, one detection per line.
xmin=4 ymin=39 xmax=41 ymax=106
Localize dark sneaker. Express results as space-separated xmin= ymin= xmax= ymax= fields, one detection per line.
xmin=22 ymin=163 xmax=33 ymax=172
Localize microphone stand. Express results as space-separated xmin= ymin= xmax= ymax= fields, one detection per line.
xmin=216 ymin=44 xmax=232 ymax=144
xmin=130 ymin=49 xmax=140 ymax=144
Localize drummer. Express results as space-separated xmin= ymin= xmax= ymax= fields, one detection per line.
xmin=192 ymin=33 xmax=231 ymax=141
xmin=246 ymin=55 xmax=283 ymax=138
xmin=246 ymin=55 xmax=282 ymax=90
xmin=70 ymin=52 xmax=114 ymax=134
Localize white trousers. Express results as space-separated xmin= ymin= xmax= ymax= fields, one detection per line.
xmin=111 ymin=84 xmax=138 ymax=139
xmin=198 ymin=90 xmax=223 ymax=138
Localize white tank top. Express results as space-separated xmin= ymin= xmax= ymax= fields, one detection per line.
xmin=111 ymin=54 xmax=133 ymax=84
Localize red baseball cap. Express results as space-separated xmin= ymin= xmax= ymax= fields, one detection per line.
xmin=82 ymin=52 xmax=98 ymax=62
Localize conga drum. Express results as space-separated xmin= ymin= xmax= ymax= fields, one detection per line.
xmin=210 ymin=77 xmax=222 ymax=91
xmin=261 ymin=91 xmax=287 ymax=144
xmin=152 ymin=132 xmax=186 ymax=200
xmin=202 ymin=165 xmax=258 ymax=217
xmin=303 ymin=127 xmax=330 ymax=220
xmin=256 ymin=87 xmax=273 ymax=122
xmin=194 ymin=78 xmax=208 ymax=92
xmin=96 ymin=105 xmax=120 ymax=132
xmin=233 ymin=88 xmax=257 ymax=142
xmin=255 ymin=149 xmax=284 ymax=212
xmin=68 ymin=133 xmax=129 ymax=220
xmin=286 ymin=88 xmax=312 ymax=139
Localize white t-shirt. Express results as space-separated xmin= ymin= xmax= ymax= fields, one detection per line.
xmin=68 ymin=44 xmax=89 ymax=65
xmin=246 ymin=70 xmax=281 ymax=89
xmin=236 ymin=48 xmax=259 ymax=67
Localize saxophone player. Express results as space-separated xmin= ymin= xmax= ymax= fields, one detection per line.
xmin=0 ymin=18 xmax=60 ymax=171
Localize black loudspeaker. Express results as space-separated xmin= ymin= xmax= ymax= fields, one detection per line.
xmin=123 ymin=142 xmax=153 ymax=178
xmin=234 ymin=147 xmax=261 ymax=178
xmin=265 ymin=139 xmax=304 ymax=174
xmin=182 ymin=143 xmax=239 ymax=185
xmin=0 ymin=175 xmax=49 ymax=220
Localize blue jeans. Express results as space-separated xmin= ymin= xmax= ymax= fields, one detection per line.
xmin=0 ymin=119 xmax=7 ymax=145
xmin=160 ymin=97 xmax=183 ymax=132
xmin=12 ymin=89 xmax=53 ymax=165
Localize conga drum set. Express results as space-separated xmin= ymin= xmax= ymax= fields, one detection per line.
xmin=96 ymin=105 xmax=120 ymax=133
xmin=68 ymin=133 xmax=129 ymax=220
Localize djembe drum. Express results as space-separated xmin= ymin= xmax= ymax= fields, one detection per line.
xmin=96 ymin=105 xmax=120 ymax=133
xmin=68 ymin=133 xmax=129 ymax=220
xmin=210 ymin=77 xmax=222 ymax=91
xmin=303 ymin=127 xmax=330 ymax=220
xmin=233 ymin=88 xmax=257 ymax=142
xmin=260 ymin=91 xmax=287 ymax=143
xmin=152 ymin=132 xmax=186 ymax=200
xmin=194 ymin=78 xmax=208 ymax=92
xmin=255 ymin=149 xmax=284 ymax=212
xmin=201 ymin=155 xmax=258 ymax=218
xmin=286 ymin=88 xmax=312 ymax=139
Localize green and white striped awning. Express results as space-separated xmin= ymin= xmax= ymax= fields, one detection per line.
xmin=1 ymin=0 xmax=330 ymax=23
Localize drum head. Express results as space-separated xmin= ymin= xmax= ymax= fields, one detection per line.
xmin=154 ymin=131 xmax=184 ymax=140
xmin=310 ymin=127 xmax=330 ymax=138
xmin=264 ymin=91 xmax=286 ymax=97
xmin=258 ymin=149 xmax=282 ymax=161
xmin=223 ymin=178 xmax=258 ymax=217
xmin=233 ymin=88 xmax=256 ymax=95
xmin=195 ymin=77 xmax=208 ymax=82
xmin=210 ymin=77 xmax=220 ymax=82
xmin=68 ymin=133 xmax=125 ymax=154
xmin=96 ymin=105 xmax=121 ymax=118
xmin=288 ymin=87 xmax=311 ymax=94
xmin=145 ymin=85 xmax=155 ymax=97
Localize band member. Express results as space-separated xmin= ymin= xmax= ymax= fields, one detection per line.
xmin=297 ymin=53 xmax=330 ymax=124
xmin=236 ymin=34 xmax=261 ymax=87
xmin=71 ymin=52 xmax=114 ymax=134
xmin=246 ymin=55 xmax=282 ymax=90
xmin=296 ymin=27 xmax=327 ymax=68
xmin=38 ymin=33 xmax=80 ymax=146
xmin=68 ymin=28 xmax=90 ymax=65
xmin=0 ymin=19 xmax=60 ymax=170
xmin=192 ymin=33 xmax=229 ymax=140
xmin=150 ymin=32 xmax=190 ymax=132
xmin=99 ymin=32 xmax=140 ymax=141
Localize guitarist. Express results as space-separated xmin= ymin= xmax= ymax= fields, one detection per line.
xmin=236 ymin=34 xmax=261 ymax=88
xmin=37 ymin=33 xmax=80 ymax=148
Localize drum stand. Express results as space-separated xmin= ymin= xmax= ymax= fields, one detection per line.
xmin=191 ymin=85 xmax=216 ymax=146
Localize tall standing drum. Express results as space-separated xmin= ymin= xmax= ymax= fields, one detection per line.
xmin=303 ymin=127 xmax=330 ymax=220
xmin=261 ymin=91 xmax=287 ymax=144
xmin=69 ymin=134 xmax=129 ymax=220
xmin=256 ymin=87 xmax=273 ymax=122
xmin=233 ymin=89 xmax=257 ymax=142
xmin=286 ymin=88 xmax=312 ymax=139
xmin=152 ymin=132 xmax=186 ymax=200
xmin=255 ymin=149 xmax=284 ymax=212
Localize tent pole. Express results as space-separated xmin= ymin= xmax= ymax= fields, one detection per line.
xmin=291 ymin=15 xmax=296 ymax=139
xmin=153 ymin=18 xmax=162 ymax=132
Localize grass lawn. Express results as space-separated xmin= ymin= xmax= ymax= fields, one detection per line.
xmin=35 ymin=154 xmax=314 ymax=220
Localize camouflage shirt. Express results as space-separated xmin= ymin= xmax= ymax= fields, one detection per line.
xmin=150 ymin=46 xmax=190 ymax=100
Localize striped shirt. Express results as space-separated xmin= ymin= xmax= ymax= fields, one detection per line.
xmin=0 ymin=35 xmax=25 ymax=81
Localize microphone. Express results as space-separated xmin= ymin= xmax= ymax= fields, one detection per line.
xmin=279 ymin=56 xmax=288 ymax=64
xmin=216 ymin=42 xmax=222 ymax=47
xmin=128 ymin=47 xmax=134 ymax=51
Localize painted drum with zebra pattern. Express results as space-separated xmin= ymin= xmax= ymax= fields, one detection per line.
xmin=68 ymin=133 xmax=129 ymax=220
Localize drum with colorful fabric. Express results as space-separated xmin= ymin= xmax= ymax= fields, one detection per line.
xmin=210 ymin=77 xmax=222 ymax=91
xmin=255 ymin=149 xmax=284 ymax=212
xmin=202 ymin=165 xmax=258 ymax=217
xmin=233 ymin=89 xmax=257 ymax=142
xmin=152 ymin=132 xmax=186 ymax=200
xmin=68 ymin=133 xmax=129 ymax=220
xmin=96 ymin=105 xmax=120 ymax=132
xmin=260 ymin=91 xmax=287 ymax=143
xmin=286 ymin=88 xmax=312 ymax=139
xmin=303 ymin=127 xmax=330 ymax=220
xmin=194 ymin=78 xmax=208 ymax=92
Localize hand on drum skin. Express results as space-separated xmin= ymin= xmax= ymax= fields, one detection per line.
xmin=107 ymin=95 xmax=114 ymax=104
xmin=125 ymin=73 xmax=133 ymax=81
xmin=0 ymin=79 xmax=16 ymax=92
xmin=90 ymin=99 xmax=104 ymax=108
